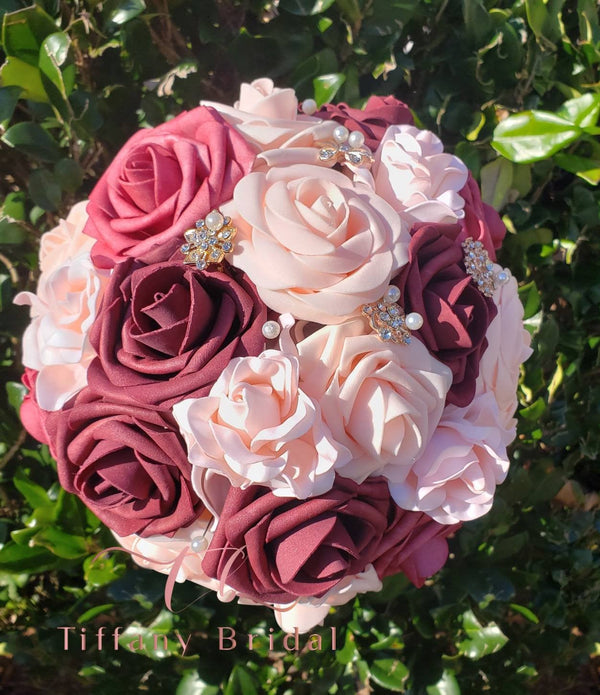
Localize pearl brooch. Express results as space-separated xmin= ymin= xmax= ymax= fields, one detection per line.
xmin=461 ymin=237 xmax=510 ymax=297
xmin=361 ymin=286 xmax=422 ymax=345
xmin=317 ymin=127 xmax=374 ymax=169
xmin=181 ymin=210 xmax=236 ymax=270
xmin=301 ymin=98 xmax=317 ymax=115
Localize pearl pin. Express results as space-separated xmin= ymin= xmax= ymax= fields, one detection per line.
xmin=301 ymin=98 xmax=317 ymax=115
xmin=191 ymin=536 xmax=208 ymax=553
xmin=405 ymin=312 xmax=424 ymax=331
xmin=205 ymin=210 xmax=224 ymax=232
xmin=333 ymin=125 xmax=349 ymax=144
xmin=347 ymin=130 xmax=365 ymax=148
xmin=262 ymin=320 xmax=281 ymax=340
xmin=496 ymin=270 xmax=509 ymax=285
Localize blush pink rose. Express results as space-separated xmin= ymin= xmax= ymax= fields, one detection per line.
xmin=477 ymin=269 xmax=533 ymax=438
xmin=173 ymin=350 xmax=351 ymax=499
xmin=202 ymin=78 xmax=320 ymax=151
xmin=14 ymin=209 xmax=109 ymax=411
xmin=372 ymin=125 xmax=469 ymax=225
xmin=315 ymin=96 xmax=414 ymax=151
xmin=388 ymin=392 xmax=511 ymax=524
xmin=84 ymin=107 xmax=256 ymax=267
xmin=225 ymin=164 xmax=408 ymax=324
xmin=39 ymin=201 xmax=92 ymax=273
xmin=297 ymin=320 xmax=452 ymax=483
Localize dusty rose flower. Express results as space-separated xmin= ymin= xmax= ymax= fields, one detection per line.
xmin=87 ymin=261 xmax=266 ymax=408
xmin=47 ymin=389 xmax=202 ymax=538
xmin=391 ymin=222 xmax=497 ymax=407
xmin=84 ymin=107 xmax=256 ymax=266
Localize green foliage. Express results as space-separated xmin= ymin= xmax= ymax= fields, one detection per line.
xmin=0 ymin=1 xmax=599 ymax=693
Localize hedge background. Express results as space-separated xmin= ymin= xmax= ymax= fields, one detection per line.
xmin=0 ymin=1 xmax=599 ymax=693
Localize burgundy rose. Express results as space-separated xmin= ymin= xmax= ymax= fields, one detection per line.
xmin=202 ymin=476 xmax=454 ymax=604
xmin=20 ymin=368 xmax=50 ymax=446
xmin=47 ymin=389 xmax=201 ymax=537
xmin=87 ymin=261 xmax=267 ymax=408
xmin=459 ymin=173 xmax=506 ymax=260
xmin=315 ymin=95 xmax=413 ymax=151
xmin=84 ymin=107 xmax=256 ymax=267
xmin=392 ymin=223 xmax=497 ymax=407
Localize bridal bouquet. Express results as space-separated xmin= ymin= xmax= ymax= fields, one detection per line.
xmin=17 ymin=79 xmax=531 ymax=632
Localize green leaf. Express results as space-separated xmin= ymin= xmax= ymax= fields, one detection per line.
xmin=2 ymin=122 xmax=61 ymax=162
xmin=0 ymin=541 xmax=59 ymax=573
xmin=525 ymin=0 xmax=565 ymax=43
xmin=480 ymin=158 xmax=513 ymax=210
xmin=313 ymin=72 xmax=346 ymax=106
xmin=0 ymin=218 xmax=25 ymax=244
xmin=109 ymin=0 xmax=147 ymax=25
xmin=509 ymin=603 xmax=540 ymax=624
xmin=1 ymin=190 xmax=25 ymax=219
xmin=557 ymin=93 xmax=600 ymax=128
xmin=1 ymin=4 xmax=58 ymax=66
xmin=427 ymin=670 xmax=461 ymax=695
xmin=32 ymin=526 xmax=88 ymax=559
xmin=39 ymin=32 xmax=76 ymax=112
xmin=463 ymin=0 xmax=494 ymax=44
xmin=176 ymin=670 xmax=219 ymax=695
xmin=492 ymin=111 xmax=581 ymax=163
xmin=554 ymin=153 xmax=600 ymax=185
xmin=518 ymin=280 xmax=541 ymax=319
xmin=369 ymin=658 xmax=410 ymax=692
xmin=54 ymin=158 xmax=84 ymax=192
xmin=457 ymin=609 xmax=508 ymax=660
xmin=77 ymin=603 xmax=116 ymax=623
xmin=0 ymin=85 xmax=22 ymax=126
xmin=28 ymin=167 xmax=62 ymax=210
xmin=0 ymin=57 xmax=47 ymax=103
xmin=223 ymin=665 xmax=259 ymax=695
xmin=12 ymin=468 xmax=52 ymax=508
xmin=279 ymin=0 xmax=336 ymax=15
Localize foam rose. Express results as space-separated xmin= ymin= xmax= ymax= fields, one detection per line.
xmin=391 ymin=223 xmax=497 ymax=407
xmin=173 ymin=350 xmax=351 ymax=499
xmin=297 ymin=319 xmax=452 ymax=482
xmin=459 ymin=173 xmax=506 ymax=260
xmin=20 ymin=368 xmax=51 ymax=446
xmin=388 ymin=392 xmax=511 ymax=524
xmin=84 ymin=107 xmax=256 ymax=267
xmin=201 ymin=476 xmax=454 ymax=605
xmin=371 ymin=125 xmax=468 ymax=225
xmin=14 ymin=208 xmax=109 ymax=411
xmin=48 ymin=389 xmax=202 ymax=538
xmin=225 ymin=164 xmax=408 ymax=324
xmin=202 ymin=78 xmax=320 ymax=151
xmin=87 ymin=261 xmax=266 ymax=409
xmin=477 ymin=270 xmax=533 ymax=439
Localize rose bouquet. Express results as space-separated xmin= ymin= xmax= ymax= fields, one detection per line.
xmin=16 ymin=78 xmax=531 ymax=633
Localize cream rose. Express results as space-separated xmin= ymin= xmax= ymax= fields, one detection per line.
xmin=477 ymin=270 xmax=533 ymax=440
xmin=173 ymin=350 xmax=351 ymax=499
xmin=14 ymin=206 xmax=109 ymax=410
xmin=371 ymin=125 xmax=468 ymax=225
xmin=297 ymin=320 xmax=453 ymax=482
xmin=388 ymin=392 xmax=510 ymax=524
xmin=225 ymin=164 xmax=408 ymax=324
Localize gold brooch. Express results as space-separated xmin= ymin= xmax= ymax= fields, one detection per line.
xmin=181 ymin=210 xmax=236 ymax=270
xmin=318 ymin=126 xmax=374 ymax=169
xmin=461 ymin=237 xmax=509 ymax=297
xmin=361 ymin=286 xmax=423 ymax=345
